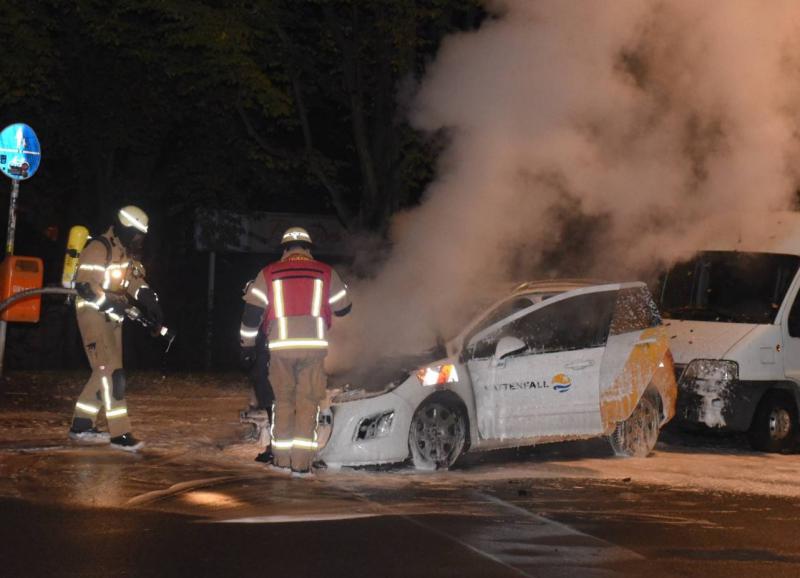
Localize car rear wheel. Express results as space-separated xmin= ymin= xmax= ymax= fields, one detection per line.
xmin=409 ymin=400 xmax=467 ymax=470
xmin=608 ymin=394 xmax=660 ymax=457
xmin=748 ymin=391 xmax=798 ymax=453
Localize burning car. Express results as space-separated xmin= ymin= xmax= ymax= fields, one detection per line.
xmin=318 ymin=280 xmax=677 ymax=470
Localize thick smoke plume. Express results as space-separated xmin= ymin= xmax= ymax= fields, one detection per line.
xmin=329 ymin=0 xmax=800 ymax=376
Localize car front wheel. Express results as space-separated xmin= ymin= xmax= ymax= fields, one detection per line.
xmin=409 ymin=400 xmax=467 ymax=470
xmin=748 ymin=391 xmax=798 ymax=453
xmin=608 ymin=394 xmax=660 ymax=457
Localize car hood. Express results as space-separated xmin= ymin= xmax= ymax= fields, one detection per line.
xmin=662 ymin=319 xmax=759 ymax=363
xmin=328 ymin=346 xmax=448 ymax=402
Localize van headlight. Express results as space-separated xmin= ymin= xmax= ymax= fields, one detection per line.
xmin=680 ymin=359 xmax=738 ymax=389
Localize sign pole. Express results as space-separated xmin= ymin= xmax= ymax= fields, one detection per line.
xmin=206 ymin=250 xmax=216 ymax=370
xmin=6 ymin=179 xmax=18 ymax=255
xmin=0 ymin=123 xmax=41 ymax=379
xmin=0 ymin=179 xmax=18 ymax=377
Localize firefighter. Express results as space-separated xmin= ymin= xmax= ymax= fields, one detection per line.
xmin=68 ymin=205 xmax=163 ymax=452
xmin=239 ymin=300 xmax=274 ymax=458
xmin=239 ymin=226 xmax=351 ymax=474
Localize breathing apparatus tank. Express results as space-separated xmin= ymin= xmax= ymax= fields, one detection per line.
xmin=61 ymin=225 xmax=90 ymax=289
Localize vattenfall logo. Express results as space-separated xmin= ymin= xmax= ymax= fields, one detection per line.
xmin=551 ymin=374 xmax=572 ymax=393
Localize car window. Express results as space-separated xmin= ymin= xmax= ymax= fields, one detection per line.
xmin=466 ymin=297 xmax=536 ymax=342
xmin=610 ymin=286 xmax=661 ymax=335
xmin=657 ymin=251 xmax=799 ymax=324
xmin=466 ymin=291 xmax=617 ymax=359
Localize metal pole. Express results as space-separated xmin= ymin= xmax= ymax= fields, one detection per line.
xmin=0 ymin=179 xmax=19 ymax=377
xmin=206 ymin=250 xmax=216 ymax=370
xmin=5 ymin=179 xmax=18 ymax=255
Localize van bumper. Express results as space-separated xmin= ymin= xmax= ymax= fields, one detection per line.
xmin=675 ymin=380 xmax=770 ymax=432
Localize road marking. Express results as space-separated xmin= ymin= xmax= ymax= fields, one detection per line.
xmin=469 ymin=492 xmax=642 ymax=572
xmin=323 ymin=480 xmax=639 ymax=577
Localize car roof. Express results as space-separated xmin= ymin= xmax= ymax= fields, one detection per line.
xmin=450 ymin=279 xmax=648 ymax=354
xmin=508 ymin=278 xmax=609 ymax=297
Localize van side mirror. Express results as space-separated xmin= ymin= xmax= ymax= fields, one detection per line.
xmin=495 ymin=336 xmax=526 ymax=359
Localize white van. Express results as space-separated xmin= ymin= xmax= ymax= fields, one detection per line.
xmin=655 ymin=212 xmax=800 ymax=452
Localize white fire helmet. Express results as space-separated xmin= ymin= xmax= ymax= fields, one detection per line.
xmin=281 ymin=226 xmax=312 ymax=245
xmin=118 ymin=205 xmax=149 ymax=234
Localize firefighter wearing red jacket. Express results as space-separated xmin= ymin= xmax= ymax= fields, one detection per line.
xmin=240 ymin=227 xmax=351 ymax=474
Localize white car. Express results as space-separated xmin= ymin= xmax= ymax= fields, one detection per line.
xmin=319 ymin=280 xmax=678 ymax=470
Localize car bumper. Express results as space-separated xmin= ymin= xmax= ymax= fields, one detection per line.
xmin=318 ymin=391 xmax=415 ymax=467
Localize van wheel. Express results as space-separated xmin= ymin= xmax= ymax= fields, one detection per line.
xmin=748 ymin=391 xmax=798 ymax=453
xmin=409 ymin=400 xmax=467 ymax=471
xmin=608 ymin=394 xmax=660 ymax=457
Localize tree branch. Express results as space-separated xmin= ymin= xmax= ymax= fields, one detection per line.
xmin=273 ymin=23 xmax=355 ymax=229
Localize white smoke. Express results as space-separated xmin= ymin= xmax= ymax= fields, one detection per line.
xmin=329 ymin=0 xmax=800 ymax=375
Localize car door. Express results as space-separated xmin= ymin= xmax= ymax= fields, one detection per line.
xmin=465 ymin=290 xmax=617 ymax=442
xmin=782 ymin=280 xmax=800 ymax=383
xmin=600 ymin=286 xmax=668 ymax=427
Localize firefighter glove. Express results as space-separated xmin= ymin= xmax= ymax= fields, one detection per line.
xmin=137 ymin=287 xmax=164 ymax=327
xmin=102 ymin=294 xmax=129 ymax=316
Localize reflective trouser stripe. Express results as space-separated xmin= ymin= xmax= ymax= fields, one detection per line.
xmin=102 ymin=376 xmax=112 ymax=410
xmin=293 ymin=438 xmax=318 ymax=450
xmin=271 ymin=439 xmax=319 ymax=451
xmin=106 ymin=407 xmax=128 ymax=418
xmin=101 ymin=375 xmax=127 ymax=419
xmin=75 ymin=401 xmax=100 ymax=415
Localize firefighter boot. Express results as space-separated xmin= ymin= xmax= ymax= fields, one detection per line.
xmin=110 ymin=432 xmax=145 ymax=452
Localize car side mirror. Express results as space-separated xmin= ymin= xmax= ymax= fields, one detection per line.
xmin=494 ymin=335 xmax=526 ymax=359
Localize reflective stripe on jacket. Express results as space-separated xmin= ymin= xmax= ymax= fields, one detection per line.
xmin=74 ymin=228 xmax=148 ymax=320
xmin=263 ymin=254 xmax=332 ymax=350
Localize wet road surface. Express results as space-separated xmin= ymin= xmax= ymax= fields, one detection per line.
xmin=2 ymin=372 xmax=800 ymax=577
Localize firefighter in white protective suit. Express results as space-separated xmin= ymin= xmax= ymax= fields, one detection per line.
xmin=239 ymin=227 xmax=351 ymax=474
xmin=68 ymin=206 xmax=163 ymax=452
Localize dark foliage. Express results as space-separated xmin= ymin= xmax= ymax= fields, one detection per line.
xmin=0 ymin=0 xmax=483 ymax=370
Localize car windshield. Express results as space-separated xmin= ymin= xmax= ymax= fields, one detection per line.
xmin=656 ymin=251 xmax=799 ymax=324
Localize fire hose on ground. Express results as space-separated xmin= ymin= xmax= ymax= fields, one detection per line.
xmin=0 ymin=286 xmax=176 ymax=374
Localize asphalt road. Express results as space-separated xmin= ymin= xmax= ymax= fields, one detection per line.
xmin=2 ymin=449 xmax=800 ymax=578
xmin=2 ymin=373 xmax=800 ymax=577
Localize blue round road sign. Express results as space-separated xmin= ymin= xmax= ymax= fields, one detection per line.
xmin=0 ymin=123 xmax=41 ymax=180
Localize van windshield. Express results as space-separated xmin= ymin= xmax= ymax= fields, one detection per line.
xmin=657 ymin=251 xmax=799 ymax=324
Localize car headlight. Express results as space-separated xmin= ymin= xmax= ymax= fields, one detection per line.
xmin=679 ymin=359 xmax=739 ymax=389
xmin=416 ymin=364 xmax=459 ymax=386
xmin=354 ymin=411 xmax=395 ymax=441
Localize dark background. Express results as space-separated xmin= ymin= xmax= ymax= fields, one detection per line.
xmin=0 ymin=0 xmax=485 ymax=370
